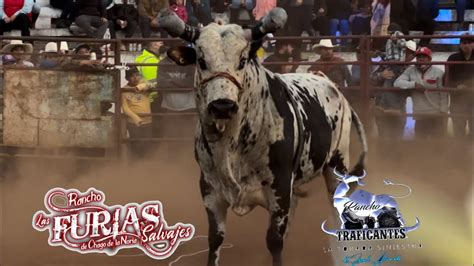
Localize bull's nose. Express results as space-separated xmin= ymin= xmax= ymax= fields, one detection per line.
xmin=208 ymin=99 xmax=239 ymax=119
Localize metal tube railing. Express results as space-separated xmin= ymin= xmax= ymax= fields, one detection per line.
xmin=0 ymin=34 xmax=472 ymax=160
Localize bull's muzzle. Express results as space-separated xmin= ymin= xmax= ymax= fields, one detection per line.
xmin=207 ymin=99 xmax=239 ymax=119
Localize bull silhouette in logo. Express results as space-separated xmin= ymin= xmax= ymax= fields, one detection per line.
xmin=322 ymin=169 xmax=420 ymax=235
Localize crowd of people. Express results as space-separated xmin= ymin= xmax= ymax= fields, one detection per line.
xmin=0 ymin=0 xmax=472 ymax=159
xmin=1 ymin=0 xmax=473 ymax=41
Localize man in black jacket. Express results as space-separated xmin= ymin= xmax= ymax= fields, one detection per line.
xmin=107 ymin=0 xmax=138 ymax=38
xmin=74 ymin=0 xmax=109 ymax=38
xmin=446 ymin=34 xmax=474 ymax=139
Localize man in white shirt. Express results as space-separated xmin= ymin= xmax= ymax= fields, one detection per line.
xmin=394 ymin=47 xmax=448 ymax=139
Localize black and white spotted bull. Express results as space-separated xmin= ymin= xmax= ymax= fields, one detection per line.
xmin=158 ymin=8 xmax=368 ymax=266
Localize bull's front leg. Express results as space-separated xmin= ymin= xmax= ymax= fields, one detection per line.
xmin=266 ymin=173 xmax=293 ymax=266
xmin=200 ymin=175 xmax=229 ymax=266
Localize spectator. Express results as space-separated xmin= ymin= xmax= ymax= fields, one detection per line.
xmin=263 ymin=41 xmax=289 ymax=74
xmin=186 ymin=0 xmax=212 ymax=26
xmin=311 ymin=0 xmax=329 ymax=36
xmin=370 ymin=0 xmax=390 ymax=37
xmin=394 ymin=47 xmax=448 ymax=139
xmin=38 ymin=42 xmax=63 ymax=69
xmin=349 ymin=0 xmax=371 ymax=48
xmin=74 ymin=0 xmax=109 ymax=38
xmin=326 ymin=0 xmax=351 ymax=45
xmin=285 ymin=0 xmax=315 ymax=36
xmin=158 ymin=45 xmax=196 ymax=112
xmin=371 ymin=40 xmax=417 ymax=139
xmin=389 ymin=0 xmax=415 ymax=34
xmin=61 ymin=43 xmax=105 ymax=70
xmin=446 ymin=34 xmax=473 ymax=139
xmin=107 ymin=0 xmax=138 ymax=39
xmin=253 ymin=0 xmax=276 ymax=21
xmin=138 ymin=0 xmax=169 ymax=37
xmin=171 ymin=0 xmax=188 ymax=22
xmin=50 ymin=0 xmax=74 ymax=28
xmin=74 ymin=43 xmax=92 ymax=56
xmin=135 ymin=41 xmax=163 ymax=82
xmin=384 ymin=23 xmax=406 ymax=62
xmin=309 ymin=39 xmax=351 ymax=87
xmin=1 ymin=40 xmax=34 ymax=67
xmin=1 ymin=54 xmax=16 ymax=65
xmin=230 ymin=0 xmax=255 ymax=24
xmin=414 ymin=0 xmax=439 ymax=46
xmin=0 ymin=0 xmax=34 ymax=36
xmin=136 ymin=41 xmax=163 ymax=136
xmin=121 ymin=67 xmax=155 ymax=160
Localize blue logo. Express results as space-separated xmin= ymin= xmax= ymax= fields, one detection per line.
xmin=321 ymin=170 xmax=420 ymax=241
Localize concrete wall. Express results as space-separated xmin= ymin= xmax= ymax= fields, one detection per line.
xmin=3 ymin=69 xmax=117 ymax=148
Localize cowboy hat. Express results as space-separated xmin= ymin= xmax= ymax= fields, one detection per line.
xmin=311 ymin=39 xmax=339 ymax=51
xmin=1 ymin=40 xmax=33 ymax=54
xmin=42 ymin=42 xmax=59 ymax=54
xmin=405 ymin=40 xmax=417 ymax=53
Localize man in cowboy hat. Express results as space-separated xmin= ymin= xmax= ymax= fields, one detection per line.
xmin=394 ymin=47 xmax=448 ymax=139
xmin=1 ymin=40 xmax=34 ymax=67
xmin=38 ymin=42 xmax=64 ymax=69
xmin=309 ymin=39 xmax=351 ymax=88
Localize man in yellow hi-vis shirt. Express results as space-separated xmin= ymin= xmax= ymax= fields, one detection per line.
xmin=135 ymin=41 xmax=163 ymax=137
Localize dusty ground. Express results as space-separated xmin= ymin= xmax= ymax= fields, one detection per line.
xmin=0 ymin=130 xmax=472 ymax=266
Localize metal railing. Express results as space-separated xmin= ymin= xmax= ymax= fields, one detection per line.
xmin=0 ymin=33 xmax=472 ymax=161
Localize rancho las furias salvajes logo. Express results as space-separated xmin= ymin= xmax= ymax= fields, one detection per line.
xmin=321 ymin=169 xmax=420 ymax=242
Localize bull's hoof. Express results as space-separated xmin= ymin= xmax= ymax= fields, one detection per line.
xmin=272 ymin=255 xmax=282 ymax=266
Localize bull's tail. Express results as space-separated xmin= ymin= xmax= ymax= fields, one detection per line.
xmin=349 ymin=108 xmax=368 ymax=177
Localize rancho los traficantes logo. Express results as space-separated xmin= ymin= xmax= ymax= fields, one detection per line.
xmin=321 ymin=170 xmax=420 ymax=242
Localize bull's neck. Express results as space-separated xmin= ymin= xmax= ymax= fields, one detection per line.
xmin=238 ymin=60 xmax=269 ymax=143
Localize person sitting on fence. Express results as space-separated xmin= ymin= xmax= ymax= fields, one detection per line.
xmin=394 ymin=47 xmax=448 ymax=139
xmin=106 ymin=0 xmax=138 ymax=39
xmin=73 ymin=0 xmax=109 ymax=38
xmin=0 ymin=0 xmax=34 ymax=36
xmin=138 ymin=0 xmax=169 ymax=38
xmin=122 ymin=66 xmax=156 ymax=160
xmin=50 ymin=0 xmax=74 ymax=28
xmin=370 ymin=40 xmax=417 ymax=140
xmin=1 ymin=40 xmax=33 ymax=67
xmin=446 ymin=34 xmax=474 ymax=139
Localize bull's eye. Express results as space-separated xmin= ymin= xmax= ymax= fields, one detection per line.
xmin=198 ymin=58 xmax=207 ymax=70
xmin=238 ymin=57 xmax=246 ymax=70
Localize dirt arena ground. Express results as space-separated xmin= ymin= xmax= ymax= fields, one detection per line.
xmin=0 ymin=126 xmax=472 ymax=266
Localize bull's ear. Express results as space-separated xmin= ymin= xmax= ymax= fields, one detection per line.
xmin=167 ymin=46 xmax=196 ymax=66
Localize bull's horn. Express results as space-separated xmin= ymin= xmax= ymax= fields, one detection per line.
xmin=403 ymin=217 xmax=420 ymax=233
xmin=157 ymin=9 xmax=200 ymax=43
xmin=321 ymin=220 xmax=338 ymax=237
xmin=332 ymin=168 xmax=347 ymax=181
xmin=244 ymin=7 xmax=287 ymax=41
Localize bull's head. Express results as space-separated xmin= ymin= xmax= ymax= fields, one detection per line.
xmin=158 ymin=8 xmax=287 ymax=142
